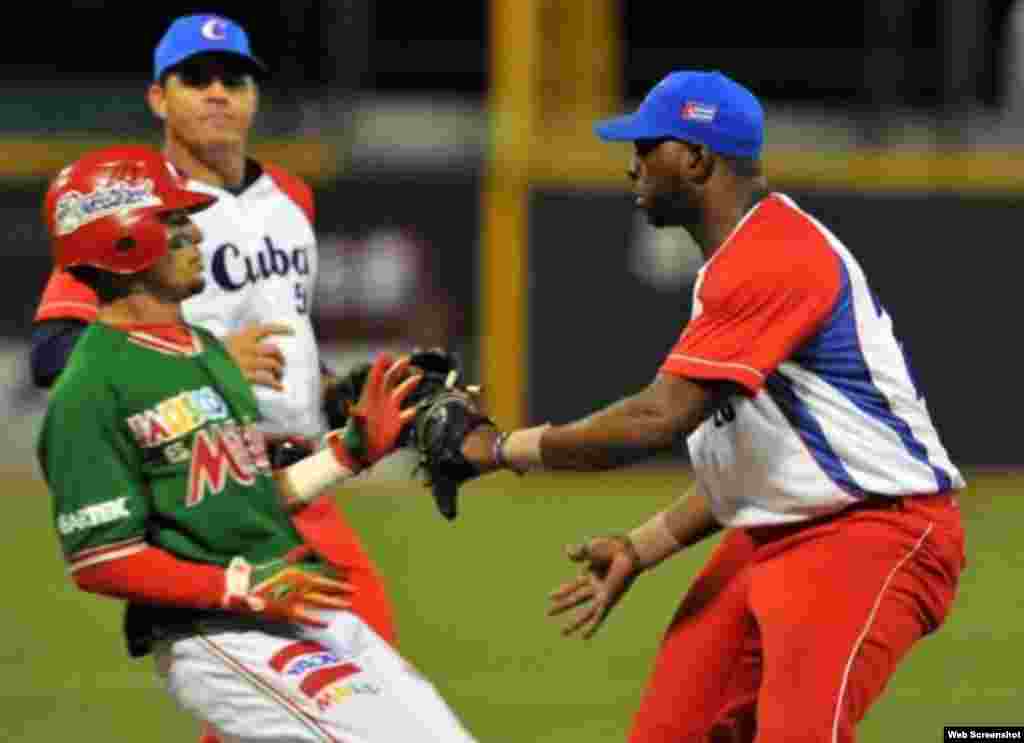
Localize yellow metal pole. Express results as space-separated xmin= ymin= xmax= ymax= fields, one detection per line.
xmin=537 ymin=0 xmax=620 ymax=131
xmin=481 ymin=0 xmax=538 ymax=430
xmin=481 ymin=0 xmax=620 ymax=429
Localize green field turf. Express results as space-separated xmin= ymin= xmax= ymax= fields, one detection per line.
xmin=4 ymin=467 xmax=1021 ymax=742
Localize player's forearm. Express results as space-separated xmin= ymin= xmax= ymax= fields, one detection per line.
xmin=538 ymin=396 xmax=683 ymax=470
xmin=661 ymin=486 xmax=721 ymax=549
xmin=273 ymin=428 xmax=361 ymax=510
xmin=73 ymin=545 xmax=229 ymax=609
xmin=470 ymin=412 xmax=665 ymax=474
xmin=628 ymin=486 xmax=721 ymax=569
xmin=489 ymin=375 xmax=715 ymax=473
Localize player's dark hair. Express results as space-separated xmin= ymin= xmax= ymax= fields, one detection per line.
xmin=719 ymin=155 xmax=763 ymax=179
xmin=681 ymin=140 xmax=763 ymax=181
xmin=66 ymin=265 xmax=136 ymax=304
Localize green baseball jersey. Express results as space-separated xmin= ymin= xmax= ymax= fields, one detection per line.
xmin=38 ymin=322 xmax=308 ymax=576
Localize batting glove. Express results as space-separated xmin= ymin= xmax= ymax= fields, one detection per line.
xmin=222 ymin=547 xmax=353 ymax=628
xmin=326 ymin=353 xmax=422 ymax=473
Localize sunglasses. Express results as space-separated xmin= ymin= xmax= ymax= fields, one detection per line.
xmin=173 ymin=61 xmax=253 ymax=90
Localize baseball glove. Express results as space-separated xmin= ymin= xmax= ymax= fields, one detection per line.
xmin=324 ymin=348 xmax=462 ymax=441
xmin=411 ymin=389 xmax=494 ymax=520
xmin=323 ymin=349 xmax=491 ymax=519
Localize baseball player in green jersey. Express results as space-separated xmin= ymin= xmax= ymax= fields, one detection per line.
xmin=38 ymin=145 xmax=479 ymax=741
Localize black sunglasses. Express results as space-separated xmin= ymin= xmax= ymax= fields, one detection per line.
xmin=172 ymin=60 xmax=254 ymax=90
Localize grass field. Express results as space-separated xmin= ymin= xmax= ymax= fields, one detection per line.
xmin=4 ymin=466 xmax=1021 ymax=742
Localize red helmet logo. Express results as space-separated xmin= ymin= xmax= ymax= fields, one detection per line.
xmin=44 ymin=145 xmax=215 ymax=274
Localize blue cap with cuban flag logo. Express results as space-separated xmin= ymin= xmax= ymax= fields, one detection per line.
xmin=153 ymin=14 xmax=267 ymax=82
xmin=594 ymin=70 xmax=764 ymax=159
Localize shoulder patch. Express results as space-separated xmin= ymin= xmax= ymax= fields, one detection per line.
xmin=264 ymin=163 xmax=315 ymax=225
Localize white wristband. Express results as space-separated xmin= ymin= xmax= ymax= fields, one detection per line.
xmin=627 ymin=511 xmax=682 ymax=569
xmin=501 ymin=424 xmax=550 ymax=472
xmin=222 ymin=556 xmax=253 ymax=607
xmin=276 ymin=448 xmax=355 ymax=510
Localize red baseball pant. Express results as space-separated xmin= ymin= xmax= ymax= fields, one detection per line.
xmin=628 ymin=493 xmax=965 ymax=743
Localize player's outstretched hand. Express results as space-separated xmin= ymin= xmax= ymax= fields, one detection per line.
xmin=225 ymin=323 xmax=294 ymax=391
xmin=547 ymin=536 xmax=640 ymax=640
xmin=222 ymin=547 xmax=354 ymax=628
xmin=326 ymin=354 xmax=422 ymax=472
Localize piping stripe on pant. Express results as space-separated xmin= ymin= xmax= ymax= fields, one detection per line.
xmin=830 ymin=522 xmax=933 ymax=743
xmin=197 ymin=634 xmax=344 ymax=743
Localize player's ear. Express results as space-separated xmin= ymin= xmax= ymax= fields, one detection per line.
xmin=688 ymin=144 xmax=715 ymax=185
xmin=147 ymin=83 xmax=167 ymax=121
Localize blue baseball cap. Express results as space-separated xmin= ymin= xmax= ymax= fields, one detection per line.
xmin=595 ymin=71 xmax=764 ymax=159
xmin=153 ymin=14 xmax=266 ymax=81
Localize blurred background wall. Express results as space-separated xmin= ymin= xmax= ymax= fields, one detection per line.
xmin=4 ymin=0 xmax=1024 ymax=466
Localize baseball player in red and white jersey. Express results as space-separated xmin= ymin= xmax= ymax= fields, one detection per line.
xmin=457 ymin=71 xmax=966 ymax=742
xmin=31 ymin=15 xmax=399 ymax=743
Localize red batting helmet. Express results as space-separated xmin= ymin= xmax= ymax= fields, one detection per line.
xmin=43 ymin=145 xmax=215 ymax=274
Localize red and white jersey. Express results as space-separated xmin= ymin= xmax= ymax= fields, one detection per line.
xmin=661 ymin=193 xmax=963 ymax=527
xmin=36 ymin=162 xmax=325 ymax=438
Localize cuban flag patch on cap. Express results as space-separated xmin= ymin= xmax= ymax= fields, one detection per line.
xmin=681 ymin=101 xmax=717 ymax=123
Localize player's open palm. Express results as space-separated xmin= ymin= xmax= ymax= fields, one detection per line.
xmin=224 ymin=323 xmax=294 ymax=391
xmin=548 ymin=536 xmax=639 ymax=640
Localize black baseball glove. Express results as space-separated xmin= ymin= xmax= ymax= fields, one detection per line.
xmin=411 ymin=389 xmax=494 ymax=520
xmin=324 ymin=348 xmax=462 ymax=442
xmin=323 ymin=349 xmax=491 ymax=519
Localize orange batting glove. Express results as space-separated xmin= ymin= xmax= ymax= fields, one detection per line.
xmin=325 ymin=353 xmax=422 ymax=473
xmin=222 ymin=548 xmax=353 ymax=628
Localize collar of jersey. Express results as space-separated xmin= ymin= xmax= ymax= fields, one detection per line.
xmin=170 ymin=158 xmax=266 ymax=198
xmin=115 ymin=322 xmax=202 ymax=356
xmin=703 ymin=192 xmax=780 ymax=270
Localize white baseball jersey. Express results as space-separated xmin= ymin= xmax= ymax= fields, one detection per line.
xmin=181 ymin=164 xmax=325 ymax=438
xmin=660 ymin=193 xmax=964 ymax=527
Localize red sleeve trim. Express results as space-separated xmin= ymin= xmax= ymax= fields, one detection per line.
xmin=68 ymin=537 xmax=148 ymax=573
xmin=35 ymin=270 xmax=99 ymax=322
xmin=264 ymin=163 xmax=315 ymax=225
xmin=661 ymin=197 xmax=842 ymax=392
xmin=659 ymin=352 xmax=764 ymax=394
xmin=73 ymin=545 xmax=227 ymax=610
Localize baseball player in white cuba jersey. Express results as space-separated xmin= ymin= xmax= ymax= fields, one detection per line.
xmin=180 ymin=165 xmax=324 ymax=438
xmin=681 ymin=193 xmax=965 ymax=527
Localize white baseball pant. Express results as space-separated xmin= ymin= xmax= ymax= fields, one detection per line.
xmin=153 ymin=610 xmax=477 ymax=742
